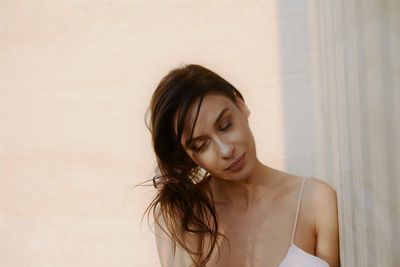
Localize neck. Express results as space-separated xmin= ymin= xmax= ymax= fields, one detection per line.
xmin=209 ymin=161 xmax=286 ymax=211
xmin=211 ymin=179 xmax=255 ymax=211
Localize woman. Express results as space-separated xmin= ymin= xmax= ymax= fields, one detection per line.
xmin=145 ymin=64 xmax=340 ymax=267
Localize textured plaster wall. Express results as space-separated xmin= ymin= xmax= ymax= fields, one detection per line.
xmin=0 ymin=1 xmax=293 ymax=266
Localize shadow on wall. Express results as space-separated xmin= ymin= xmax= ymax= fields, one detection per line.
xmin=276 ymin=2 xmax=316 ymax=176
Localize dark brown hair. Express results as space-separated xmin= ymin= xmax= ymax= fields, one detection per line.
xmin=145 ymin=64 xmax=244 ymax=266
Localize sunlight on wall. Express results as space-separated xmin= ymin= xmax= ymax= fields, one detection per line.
xmin=0 ymin=1 xmax=284 ymax=266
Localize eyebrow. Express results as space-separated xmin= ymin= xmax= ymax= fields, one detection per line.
xmin=184 ymin=107 xmax=230 ymax=148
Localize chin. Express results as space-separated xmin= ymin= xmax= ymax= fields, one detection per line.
xmin=225 ymin=164 xmax=253 ymax=182
xmin=235 ymin=158 xmax=256 ymax=181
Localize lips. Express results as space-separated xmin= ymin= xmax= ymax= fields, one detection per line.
xmin=225 ymin=153 xmax=246 ymax=171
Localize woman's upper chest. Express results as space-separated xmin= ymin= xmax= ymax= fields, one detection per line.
xmin=207 ymin=181 xmax=316 ymax=267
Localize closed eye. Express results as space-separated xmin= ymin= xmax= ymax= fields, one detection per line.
xmin=220 ymin=121 xmax=232 ymax=131
xmin=190 ymin=140 xmax=208 ymax=152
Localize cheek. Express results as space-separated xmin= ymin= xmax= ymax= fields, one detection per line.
xmin=232 ymin=123 xmax=251 ymax=143
xmin=192 ymin=155 xmax=219 ymax=173
xmin=191 ymin=151 xmax=218 ymax=170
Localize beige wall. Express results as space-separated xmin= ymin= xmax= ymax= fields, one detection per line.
xmin=1 ymin=1 xmax=398 ymax=266
xmin=0 ymin=1 xmax=286 ymax=266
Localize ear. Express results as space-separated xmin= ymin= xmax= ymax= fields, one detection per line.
xmin=235 ymin=98 xmax=251 ymax=118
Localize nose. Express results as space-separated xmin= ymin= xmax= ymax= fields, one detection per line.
xmin=215 ymin=137 xmax=234 ymax=159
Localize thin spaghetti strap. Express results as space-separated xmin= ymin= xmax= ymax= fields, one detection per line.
xmin=290 ymin=177 xmax=307 ymax=245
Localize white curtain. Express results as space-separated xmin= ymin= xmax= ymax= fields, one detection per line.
xmin=308 ymin=1 xmax=400 ymax=266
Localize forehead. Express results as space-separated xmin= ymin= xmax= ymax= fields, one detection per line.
xmin=180 ymin=93 xmax=235 ymax=138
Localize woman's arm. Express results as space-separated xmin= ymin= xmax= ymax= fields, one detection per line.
xmin=312 ymin=178 xmax=341 ymax=266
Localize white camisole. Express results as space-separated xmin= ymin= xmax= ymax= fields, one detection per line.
xmin=278 ymin=177 xmax=329 ymax=267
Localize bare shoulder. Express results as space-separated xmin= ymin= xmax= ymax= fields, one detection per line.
xmin=285 ymin=176 xmax=337 ymax=218
xmin=306 ymin=177 xmax=337 ymax=213
xmin=305 ymin=177 xmax=340 ymax=266
xmin=302 ymin=177 xmax=338 ymax=229
xmin=305 ymin=177 xmax=337 ymax=204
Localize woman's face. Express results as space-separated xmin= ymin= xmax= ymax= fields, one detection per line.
xmin=179 ymin=93 xmax=257 ymax=182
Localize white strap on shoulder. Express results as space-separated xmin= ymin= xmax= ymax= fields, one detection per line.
xmin=290 ymin=176 xmax=307 ymax=244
